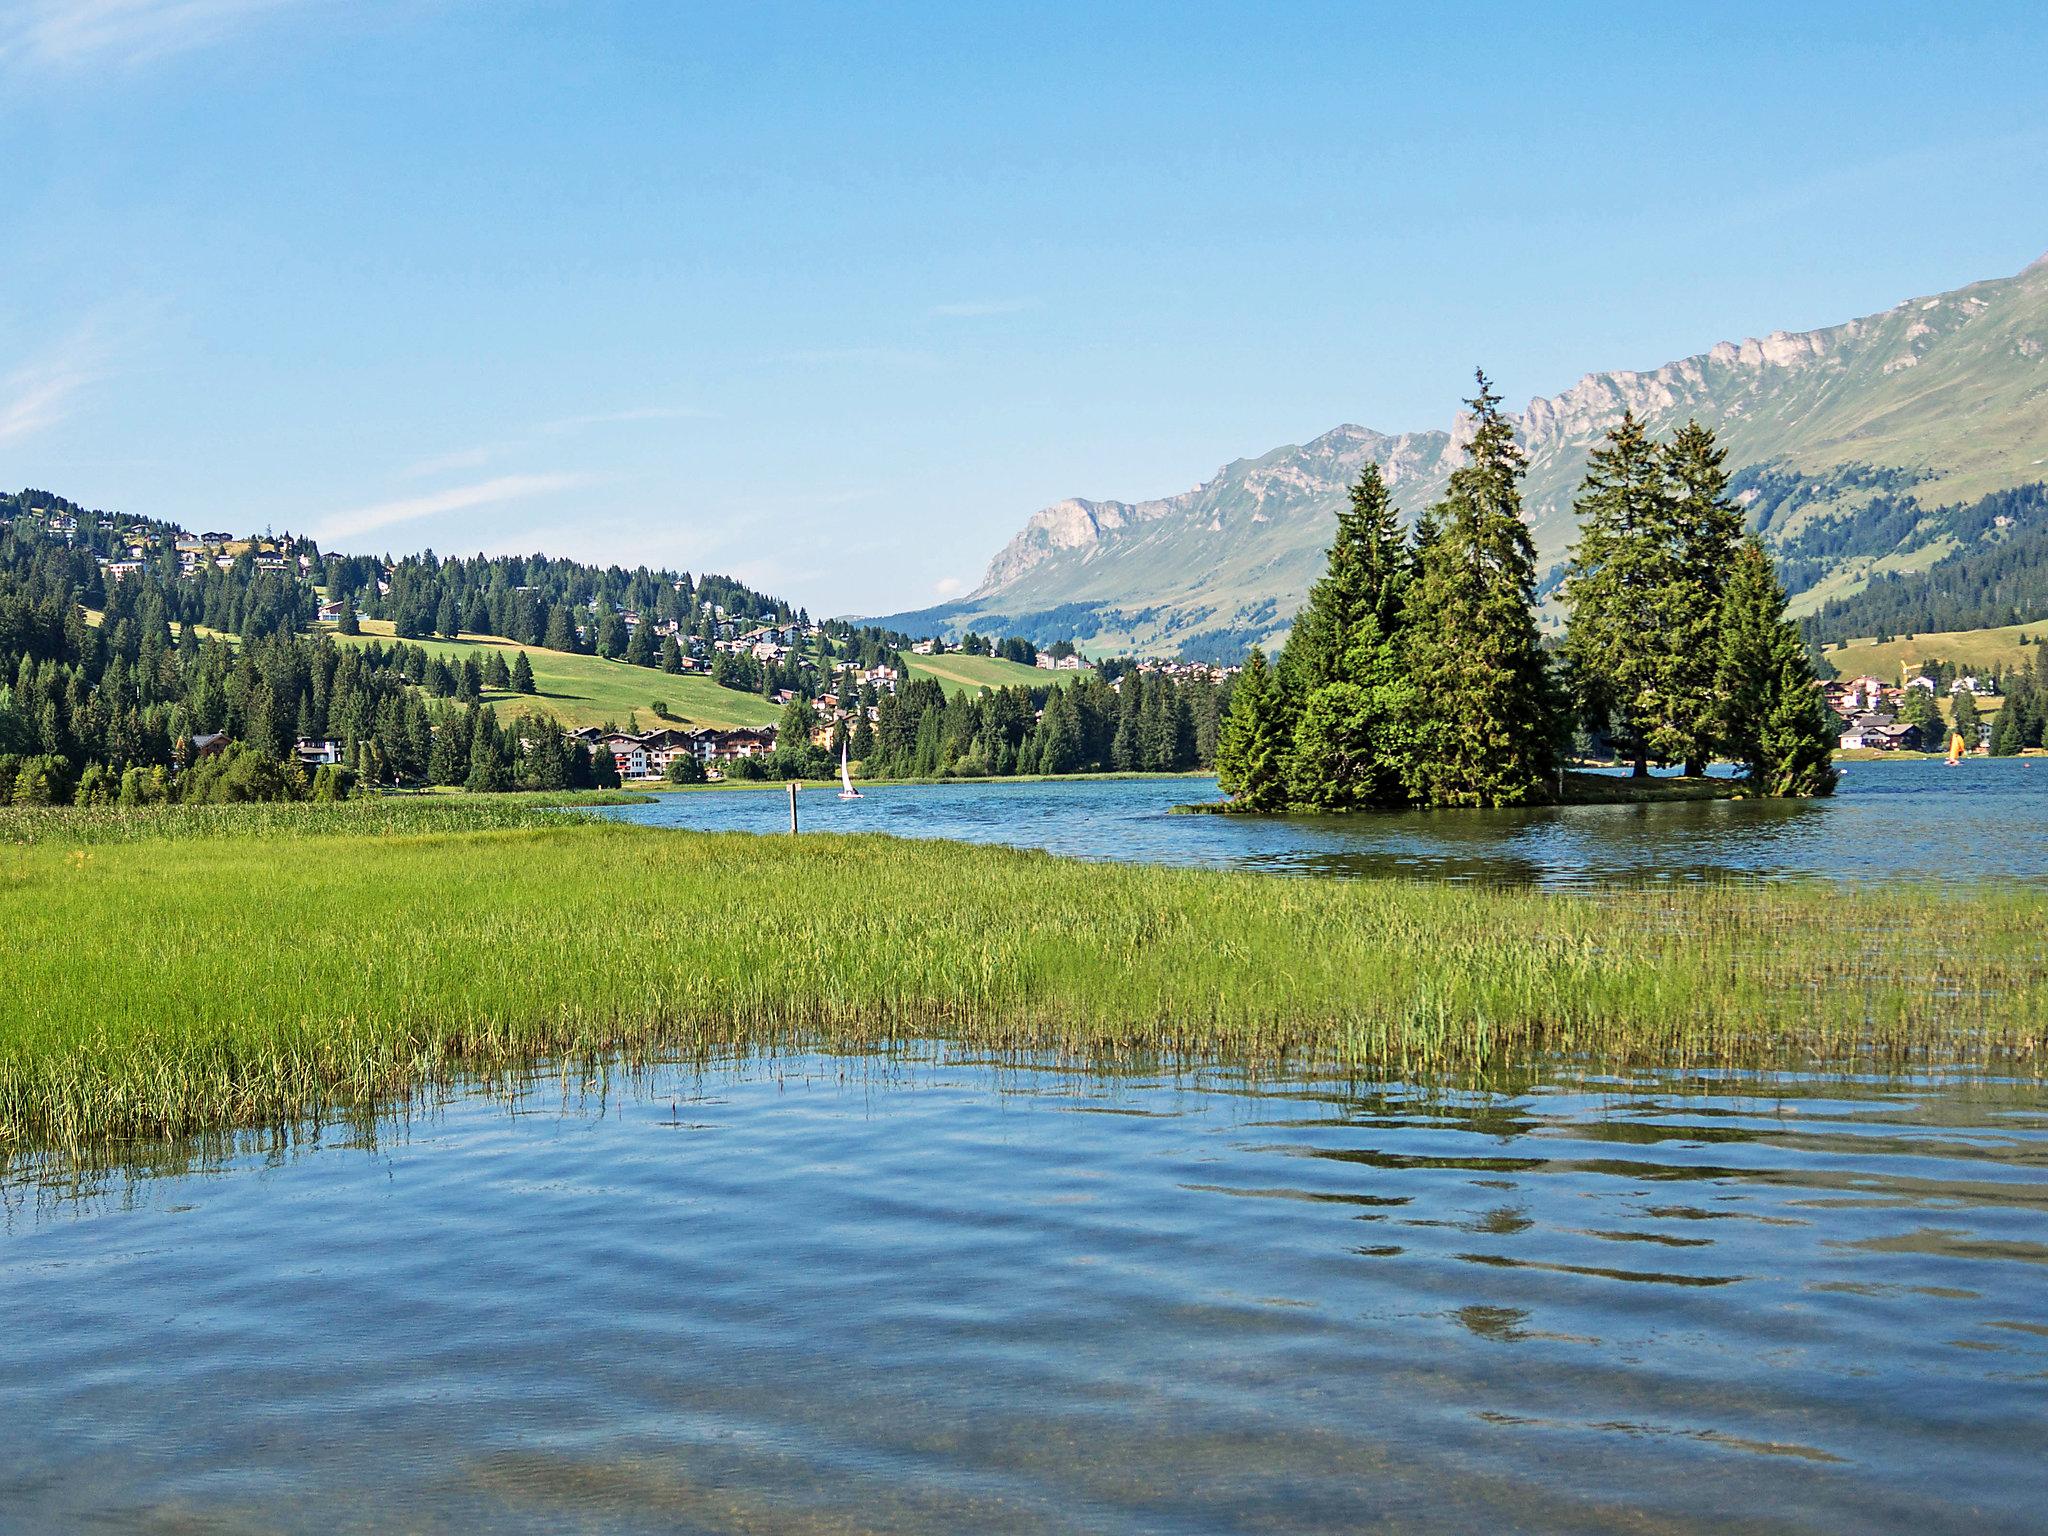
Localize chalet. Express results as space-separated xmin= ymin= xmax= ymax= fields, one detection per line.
xmin=187 ymin=732 xmax=231 ymax=761
xmin=687 ymin=726 xmax=776 ymax=766
xmin=638 ymin=729 xmax=696 ymax=777
xmin=1839 ymin=676 xmax=1896 ymax=713
xmin=600 ymin=732 xmax=650 ymax=780
xmin=316 ymin=599 xmax=349 ymax=623
xmin=295 ymin=738 xmax=345 ymax=767
xmin=1839 ymin=713 xmax=1919 ymax=752
xmin=103 ymin=560 xmax=145 ymax=581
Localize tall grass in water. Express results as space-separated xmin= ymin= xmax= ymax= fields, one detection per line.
xmin=0 ymin=790 xmax=648 ymax=847
xmin=1 ymin=815 xmax=2042 ymax=1148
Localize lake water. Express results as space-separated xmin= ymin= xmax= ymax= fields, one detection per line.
xmin=5 ymin=1052 xmax=2045 ymax=1533
xmin=10 ymin=765 xmax=2044 ymax=1531
xmin=594 ymin=757 xmax=2048 ymax=887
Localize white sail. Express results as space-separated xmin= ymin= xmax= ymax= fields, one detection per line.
xmin=839 ymin=740 xmax=860 ymax=798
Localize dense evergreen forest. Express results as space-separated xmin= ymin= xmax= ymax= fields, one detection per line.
xmin=800 ymin=666 xmax=1226 ymax=782
xmin=1801 ymin=483 xmax=2048 ymax=642
xmin=1216 ymin=380 xmax=1836 ymax=811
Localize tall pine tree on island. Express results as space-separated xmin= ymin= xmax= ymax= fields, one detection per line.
xmin=1562 ymin=411 xmax=1680 ymax=776
xmin=1714 ymin=539 xmax=1837 ymax=796
xmin=1279 ymin=462 xmax=1411 ymax=699
xmin=1215 ymin=647 xmax=1288 ymax=810
xmin=1402 ymin=372 xmax=1560 ymax=807
xmin=1662 ymin=421 xmax=1745 ymax=774
xmin=1282 ymin=462 xmax=1417 ymax=809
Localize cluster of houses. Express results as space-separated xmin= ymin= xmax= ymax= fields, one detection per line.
xmin=1825 ymin=672 xmax=1995 ymax=752
xmin=568 ymin=725 xmax=779 ymax=780
xmin=74 ymin=517 xmax=314 ymax=583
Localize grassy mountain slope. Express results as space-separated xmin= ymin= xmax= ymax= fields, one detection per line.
xmin=1818 ymin=619 xmax=2044 ymax=685
xmin=901 ymin=652 xmax=1080 ymax=696
xmin=334 ymin=619 xmax=781 ymax=731
xmin=880 ymin=253 xmax=2048 ymax=656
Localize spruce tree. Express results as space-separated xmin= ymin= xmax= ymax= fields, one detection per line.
xmin=1662 ymin=421 xmax=1745 ymax=772
xmin=625 ymin=619 xmax=656 ymax=668
xmin=511 ymin=651 xmax=535 ymax=694
xmin=1215 ymin=647 xmax=1287 ymax=809
xmin=1279 ymin=462 xmax=1411 ymax=700
xmin=436 ymin=592 xmax=462 ymax=639
xmin=1402 ymin=373 xmax=1559 ymax=807
xmin=1562 ymin=412 xmax=1678 ymax=776
xmin=543 ymin=604 xmax=578 ymax=654
xmin=1714 ymin=539 xmax=1837 ymax=796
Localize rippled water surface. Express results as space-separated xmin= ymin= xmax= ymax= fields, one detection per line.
xmin=595 ymin=757 xmax=2048 ymax=886
xmin=6 ymin=1053 xmax=2045 ymax=1533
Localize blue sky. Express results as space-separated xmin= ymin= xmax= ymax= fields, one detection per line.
xmin=3 ymin=1 xmax=2044 ymax=616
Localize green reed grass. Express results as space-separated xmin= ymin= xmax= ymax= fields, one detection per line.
xmin=1 ymin=809 xmax=2043 ymax=1148
xmin=0 ymin=790 xmax=647 ymax=847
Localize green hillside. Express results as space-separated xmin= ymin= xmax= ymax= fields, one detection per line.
xmin=334 ymin=619 xmax=781 ymax=731
xmin=902 ymin=652 xmax=1081 ymax=696
xmin=1819 ymin=618 xmax=2046 ymax=685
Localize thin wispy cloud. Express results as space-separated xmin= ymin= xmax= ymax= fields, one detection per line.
xmin=0 ymin=0 xmax=308 ymax=71
xmin=931 ymin=575 xmax=968 ymax=598
xmin=543 ymin=404 xmax=722 ymax=433
xmin=928 ymin=298 xmax=1036 ymax=319
xmin=312 ymin=472 xmax=590 ymax=546
xmin=398 ymin=444 xmax=497 ymax=479
xmin=0 ymin=322 xmax=115 ymax=447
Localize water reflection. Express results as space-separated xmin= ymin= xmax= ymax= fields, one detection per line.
xmin=5 ymin=1051 xmax=2046 ymax=1532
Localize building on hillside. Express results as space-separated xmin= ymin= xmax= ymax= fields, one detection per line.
xmin=295 ymin=739 xmax=345 ymax=767
xmin=638 ymin=729 xmax=696 ymax=777
xmin=689 ymin=726 xmax=776 ymax=766
xmin=600 ymin=733 xmax=650 ymax=780
xmin=186 ymin=732 xmax=231 ymax=762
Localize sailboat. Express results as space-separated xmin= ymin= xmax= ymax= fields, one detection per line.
xmin=1946 ymin=729 xmax=1966 ymax=767
xmin=838 ymin=739 xmax=863 ymax=800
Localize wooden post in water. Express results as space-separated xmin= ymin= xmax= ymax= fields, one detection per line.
xmin=787 ymin=780 xmax=799 ymax=834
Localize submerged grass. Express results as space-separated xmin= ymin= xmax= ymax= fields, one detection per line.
xmin=1 ymin=808 xmax=2043 ymax=1149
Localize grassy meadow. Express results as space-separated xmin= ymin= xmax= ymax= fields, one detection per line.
xmin=1819 ymin=617 xmax=2045 ymax=684
xmin=331 ymin=618 xmax=782 ymax=731
xmin=902 ymin=651 xmax=1080 ymax=696
xmin=2 ymin=802 xmax=2043 ymax=1150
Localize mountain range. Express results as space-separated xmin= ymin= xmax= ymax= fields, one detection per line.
xmin=872 ymin=251 xmax=2048 ymax=658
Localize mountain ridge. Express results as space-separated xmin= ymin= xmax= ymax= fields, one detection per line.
xmin=876 ymin=253 xmax=2048 ymax=657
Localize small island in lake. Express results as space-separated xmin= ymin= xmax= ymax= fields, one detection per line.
xmin=1204 ymin=389 xmax=1836 ymax=815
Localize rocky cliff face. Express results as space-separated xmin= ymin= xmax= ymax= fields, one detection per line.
xmin=872 ymin=253 xmax=2048 ymax=655
xmin=970 ymin=423 xmax=1455 ymax=600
